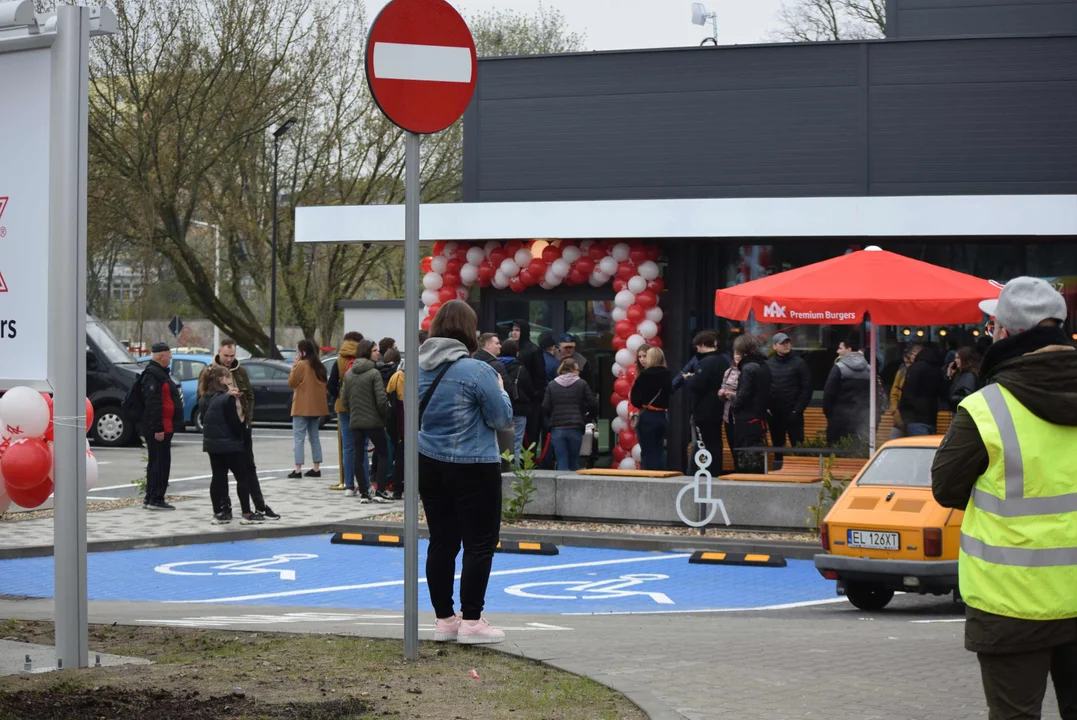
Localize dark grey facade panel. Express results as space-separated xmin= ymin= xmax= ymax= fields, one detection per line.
xmin=890 ymin=0 xmax=1077 ymax=38
xmin=868 ymin=36 xmax=1077 ymax=84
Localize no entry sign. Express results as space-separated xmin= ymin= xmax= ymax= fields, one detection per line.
xmin=366 ymin=0 xmax=477 ymax=134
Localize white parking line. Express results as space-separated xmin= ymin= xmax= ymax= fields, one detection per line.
xmin=910 ymin=618 xmax=965 ymax=624
xmin=561 ymin=598 xmax=849 ymax=615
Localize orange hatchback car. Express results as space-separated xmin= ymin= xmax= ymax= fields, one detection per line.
xmin=813 ymin=437 xmax=963 ymax=611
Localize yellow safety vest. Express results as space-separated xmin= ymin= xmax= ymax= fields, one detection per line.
xmin=958 ymin=384 xmax=1077 ymax=620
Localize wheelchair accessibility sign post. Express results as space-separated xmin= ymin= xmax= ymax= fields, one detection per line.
xmin=677 ymin=430 xmax=731 ymax=528
xmin=155 ymin=554 xmax=318 ymax=582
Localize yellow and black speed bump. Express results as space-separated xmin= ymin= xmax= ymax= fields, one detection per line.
xmin=331 ymin=532 xmax=403 ymax=548
xmin=689 ymin=551 xmax=786 ymax=568
xmin=496 ymin=540 xmax=559 ymax=556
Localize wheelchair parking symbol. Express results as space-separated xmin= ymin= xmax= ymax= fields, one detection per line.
xmin=504 ymin=573 xmax=674 ymax=605
xmin=154 ymin=554 xmax=318 ymax=582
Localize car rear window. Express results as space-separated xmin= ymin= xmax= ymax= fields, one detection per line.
xmin=855 ymin=447 xmax=937 ymax=488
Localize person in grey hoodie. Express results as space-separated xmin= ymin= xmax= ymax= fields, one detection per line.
xmin=341 ymin=339 xmax=391 ymax=503
xmin=823 ymin=333 xmax=872 ymax=446
xmin=542 ymin=358 xmax=599 ymax=471
xmin=418 ymin=300 xmax=513 ymax=646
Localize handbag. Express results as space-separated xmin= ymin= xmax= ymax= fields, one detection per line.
xmin=629 ymin=390 xmax=661 ymax=430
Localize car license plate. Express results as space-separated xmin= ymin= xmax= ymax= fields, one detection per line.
xmin=847 ymin=529 xmax=899 ymax=550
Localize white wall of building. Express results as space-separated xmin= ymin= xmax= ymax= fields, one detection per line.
xmin=342 ymin=302 xmax=406 ymax=353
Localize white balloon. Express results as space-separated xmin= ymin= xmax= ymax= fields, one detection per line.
xmin=85 ymin=452 xmax=99 ymax=491
xmin=422 ymin=272 xmax=443 ymax=291
xmin=0 ymin=387 xmax=50 ymax=438
xmin=615 ymin=348 xmax=634 ymax=369
xmin=637 ymin=320 xmax=658 ymax=340
xmin=579 ymin=239 xmax=596 ymax=252
xmin=441 ymin=241 xmax=458 ymax=257
xmin=638 ymin=260 xmax=660 ymax=281
xmin=611 ymin=242 xmax=631 ymax=262
xmin=631 ymin=444 xmax=642 ymax=463
xmin=616 ymin=400 xmax=630 ymax=420
xmin=430 ymin=255 xmax=448 ymax=274
xmin=539 ymin=281 xmax=555 ymax=290
xmin=420 ymin=306 xmax=429 ymax=319
xmin=599 ymin=256 xmax=618 ymax=277
xmin=614 ymin=290 xmax=636 ymax=309
xmin=514 ymin=248 xmax=532 ymax=267
xmin=626 ymin=334 xmax=646 ymax=353
xmin=611 ymin=307 xmax=628 ymax=323
xmin=611 ymin=416 xmax=627 ymax=434
xmin=618 ymin=457 xmax=638 ymax=471
xmin=484 ymin=240 xmax=501 ymax=258
xmin=466 ymin=246 xmax=486 ymax=265
xmin=499 ymin=259 xmax=519 ymax=278
xmin=459 ymin=263 xmax=479 ymax=285
xmin=544 ymin=269 xmax=562 ymax=287
xmin=627 ymin=275 xmax=647 ymax=294
xmin=645 ymin=307 xmax=664 ymax=323
xmin=611 ymin=362 xmax=625 ymax=378
xmin=589 ymin=272 xmax=609 ymax=287
xmin=550 ymin=258 xmax=570 ymax=278
xmin=421 ymin=289 xmax=439 ymax=306
xmin=561 ymin=246 xmax=581 ymax=264
xmin=493 ymin=270 xmax=509 ymax=289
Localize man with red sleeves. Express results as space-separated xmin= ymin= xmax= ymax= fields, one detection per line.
xmin=140 ymin=342 xmax=184 ymax=511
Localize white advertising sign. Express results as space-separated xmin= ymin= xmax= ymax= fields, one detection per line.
xmin=0 ymin=48 xmax=51 ymax=386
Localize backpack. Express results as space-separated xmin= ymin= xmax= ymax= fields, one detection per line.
xmin=506 ymin=365 xmax=521 ymax=403
xmin=122 ymin=372 xmax=146 ymax=423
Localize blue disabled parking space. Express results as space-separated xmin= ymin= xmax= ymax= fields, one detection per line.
xmin=0 ymin=535 xmax=836 ymax=614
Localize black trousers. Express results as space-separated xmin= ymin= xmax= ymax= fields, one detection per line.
xmin=144 ymin=433 xmax=173 ymax=504
xmin=725 ymin=421 xmax=738 ymax=472
xmin=694 ymin=422 xmax=724 ymax=475
xmin=768 ymin=409 xmax=805 ymax=469
xmin=978 ymin=643 xmax=1077 ymax=720
xmin=390 ymin=435 xmax=404 ymax=496
xmin=353 ymin=428 xmax=389 ymax=494
xmin=208 ymin=452 xmax=246 ymax=514
xmin=239 ymin=426 xmax=265 ymax=514
xmin=418 ymin=453 xmax=502 ymax=621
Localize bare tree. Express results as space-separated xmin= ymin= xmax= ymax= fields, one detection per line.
xmin=772 ymin=0 xmax=885 ymax=42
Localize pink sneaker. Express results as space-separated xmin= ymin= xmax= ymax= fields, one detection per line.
xmin=433 ymin=615 xmax=460 ymax=642
xmin=457 ymin=618 xmax=505 ymax=645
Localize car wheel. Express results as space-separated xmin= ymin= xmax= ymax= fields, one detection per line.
xmin=845 ymin=584 xmax=895 ymax=612
xmin=192 ymin=407 xmax=204 ymax=433
xmin=91 ymin=404 xmax=133 ymax=448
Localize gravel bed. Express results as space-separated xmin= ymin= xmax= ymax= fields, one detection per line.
xmin=0 ymin=495 xmax=191 ymax=522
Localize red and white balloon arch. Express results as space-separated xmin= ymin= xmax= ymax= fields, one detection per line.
xmin=420 ymin=239 xmax=665 ymax=470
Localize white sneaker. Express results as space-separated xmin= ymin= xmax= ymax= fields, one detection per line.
xmin=358 ymin=494 xmax=371 ymax=504
xmin=344 ymin=489 xmax=357 ymax=497
xmin=457 ymin=618 xmax=504 ymax=645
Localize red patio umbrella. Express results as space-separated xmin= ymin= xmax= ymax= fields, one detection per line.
xmin=714 ymin=247 xmax=1002 ymax=452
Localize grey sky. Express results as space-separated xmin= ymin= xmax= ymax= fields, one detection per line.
xmin=367 ymin=0 xmax=789 ymax=50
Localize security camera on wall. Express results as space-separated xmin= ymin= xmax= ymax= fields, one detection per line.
xmin=691 ymin=2 xmax=708 ymax=26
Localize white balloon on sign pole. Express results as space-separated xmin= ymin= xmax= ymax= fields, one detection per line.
xmin=619 ymin=457 xmax=638 ymax=470
xmin=493 ymin=270 xmax=509 ymax=289
xmin=422 ymin=272 xmax=443 ymax=290
xmin=611 ymin=243 xmax=631 ymax=262
xmin=615 ymin=348 xmax=634 ymax=368
xmin=637 ymin=320 xmax=658 ymax=340
xmin=0 ymin=388 xmax=50 ymax=438
xmin=611 ymin=306 xmax=627 ymax=323
xmin=499 ymin=259 xmax=519 ymax=278
xmin=484 ymin=240 xmax=500 ymax=258
xmin=614 ymin=290 xmax=636 ymax=309
xmin=466 ymin=247 xmax=485 ymax=265
xmin=631 ymin=444 xmax=642 ymax=463
xmin=430 ymin=255 xmax=448 ymax=274
xmin=645 ymin=306 xmax=664 ymax=323
xmin=611 ymin=362 xmax=624 ymax=378
xmin=616 ymin=400 xmax=630 ymax=420
xmin=626 ymin=334 xmax=646 ymax=352
xmin=514 ymin=248 xmax=532 ymax=267
xmin=419 ymin=306 xmax=429 ymax=319
xmin=459 ymin=263 xmax=479 ymax=285
xmin=561 ymin=246 xmax=581 ymax=264
xmin=85 ymin=453 xmax=98 ymax=491
xmin=638 ymin=260 xmax=660 ymax=281
xmin=598 ymin=256 xmax=618 ymax=277
xmin=550 ymin=258 xmax=570 ymax=278
xmin=421 ymin=289 xmax=439 ymax=306
xmin=611 ymin=416 xmax=627 ymax=434
xmin=627 ymin=275 xmax=647 ymax=294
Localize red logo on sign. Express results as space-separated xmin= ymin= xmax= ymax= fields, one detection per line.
xmin=365 ymin=0 xmax=477 ymax=135
xmin=0 ymin=196 xmax=7 ymax=292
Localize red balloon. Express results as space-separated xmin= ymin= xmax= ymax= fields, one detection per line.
xmin=489 ymin=248 xmax=507 ymax=266
xmin=41 ymin=393 xmax=54 ymax=442
xmin=574 ymin=257 xmax=596 ymax=275
xmin=478 ymin=261 xmax=496 ymax=281
xmin=626 ymin=305 xmax=646 ymax=324
xmin=567 ymin=269 xmax=586 ymax=286
xmin=647 ymin=247 xmax=661 ymax=262
xmin=431 ymin=241 xmax=446 ymax=256
xmin=650 ymin=336 xmax=663 ymax=348
xmin=647 ymin=278 xmax=665 ymax=294
xmin=587 ymin=244 xmax=606 ymax=261
xmin=509 ymin=276 xmax=526 ymax=292
xmin=421 ymin=316 xmax=432 ymax=331
xmin=612 ymin=335 xmax=627 ymax=351
xmin=613 ymin=446 xmax=627 ymax=463
xmin=421 ymin=256 xmax=433 ymax=273
xmin=541 ymin=245 xmax=561 ymax=263
xmin=625 ymin=366 xmax=639 ymax=383
xmin=614 ymin=320 xmax=634 ymax=339
xmin=518 ymin=270 xmax=536 ymax=287
xmin=614 ymin=377 xmax=632 ymax=397
xmin=5 ymin=476 xmax=53 ymax=509
xmin=0 ymin=438 xmax=52 ymax=491
xmin=442 ymin=272 xmax=461 ymax=288
xmin=505 ymin=240 xmax=522 ymax=256
xmin=619 ymin=429 xmax=638 ymax=449
xmin=427 ymin=302 xmax=443 ymax=317
xmin=616 ymin=262 xmax=637 ymax=281
xmin=612 ymin=278 xmax=626 ymax=293
xmin=629 ymin=248 xmax=648 ymax=265
xmin=610 ymin=392 xmax=625 ymax=408
xmin=528 ymin=258 xmax=547 ymax=277
xmin=85 ymin=397 xmax=94 ymax=434
xmin=445 ymin=258 xmax=463 ymax=275
xmin=438 ymin=286 xmax=456 ymax=303
xmin=636 ymin=290 xmax=657 ymax=309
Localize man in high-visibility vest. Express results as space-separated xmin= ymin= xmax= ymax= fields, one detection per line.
xmin=933 ymin=276 xmax=1077 ymax=720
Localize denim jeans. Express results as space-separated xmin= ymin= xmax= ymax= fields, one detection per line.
xmin=339 ymin=413 xmax=355 ymax=488
xmin=512 ymin=416 xmax=528 ymax=464
xmin=906 ymin=422 xmax=934 ymax=437
xmin=292 ymin=415 xmax=323 ymax=465
xmin=637 ymin=410 xmax=668 ymax=471
xmin=551 ymin=427 xmax=584 ymax=471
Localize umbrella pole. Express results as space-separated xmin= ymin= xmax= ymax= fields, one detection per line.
xmin=869 ymin=321 xmax=878 ymax=456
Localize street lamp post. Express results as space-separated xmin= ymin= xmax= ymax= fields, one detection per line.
xmin=270 ymin=117 xmax=297 ymax=359
xmin=191 ymin=219 xmax=220 ymax=350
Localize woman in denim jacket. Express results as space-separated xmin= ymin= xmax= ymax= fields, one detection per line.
xmin=418 ymin=300 xmax=513 ymax=645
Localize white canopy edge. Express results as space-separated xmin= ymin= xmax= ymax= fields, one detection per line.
xmin=295 ymin=194 xmax=1077 ymax=244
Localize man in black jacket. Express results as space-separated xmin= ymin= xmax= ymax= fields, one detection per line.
xmin=898 ymin=343 xmax=944 ymax=436
xmin=513 ymin=320 xmax=547 ymax=454
xmin=766 ymin=332 xmax=812 ymax=469
xmin=684 ymin=330 xmax=729 ymax=473
xmin=823 ymin=334 xmax=872 ymax=446
xmin=932 ymin=277 xmax=1077 ymax=720
xmin=475 ymin=333 xmax=516 ymax=466
xmin=140 ymin=343 xmax=184 ymax=511
xmin=500 ymin=339 xmax=535 ymax=464
xmin=730 ymin=335 xmax=772 ymax=473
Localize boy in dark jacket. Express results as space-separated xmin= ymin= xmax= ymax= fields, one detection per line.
xmin=898 ymin=343 xmax=944 ymax=435
xmin=684 ymin=330 xmax=729 ymax=473
xmin=823 ymin=334 xmax=872 ymax=446
xmin=500 ymin=339 xmax=535 ymax=464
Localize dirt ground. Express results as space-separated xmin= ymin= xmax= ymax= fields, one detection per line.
xmin=0 ymin=621 xmax=643 ymax=720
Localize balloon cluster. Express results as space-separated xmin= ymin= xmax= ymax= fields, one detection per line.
xmin=420 ymin=239 xmax=664 ymax=471
xmin=0 ymin=388 xmax=98 ymax=514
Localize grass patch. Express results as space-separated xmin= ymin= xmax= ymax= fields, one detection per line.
xmin=0 ymin=621 xmax=642 ymax=720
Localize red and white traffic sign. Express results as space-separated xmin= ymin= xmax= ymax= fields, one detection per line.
xmin=365 ymin=0 xmax=477 ymax=135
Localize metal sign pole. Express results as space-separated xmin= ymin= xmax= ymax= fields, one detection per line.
xmin=50 ymin=4 xmax=90 ymax=669
xmin=403 ymin=131 xmax=421 ymax=660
